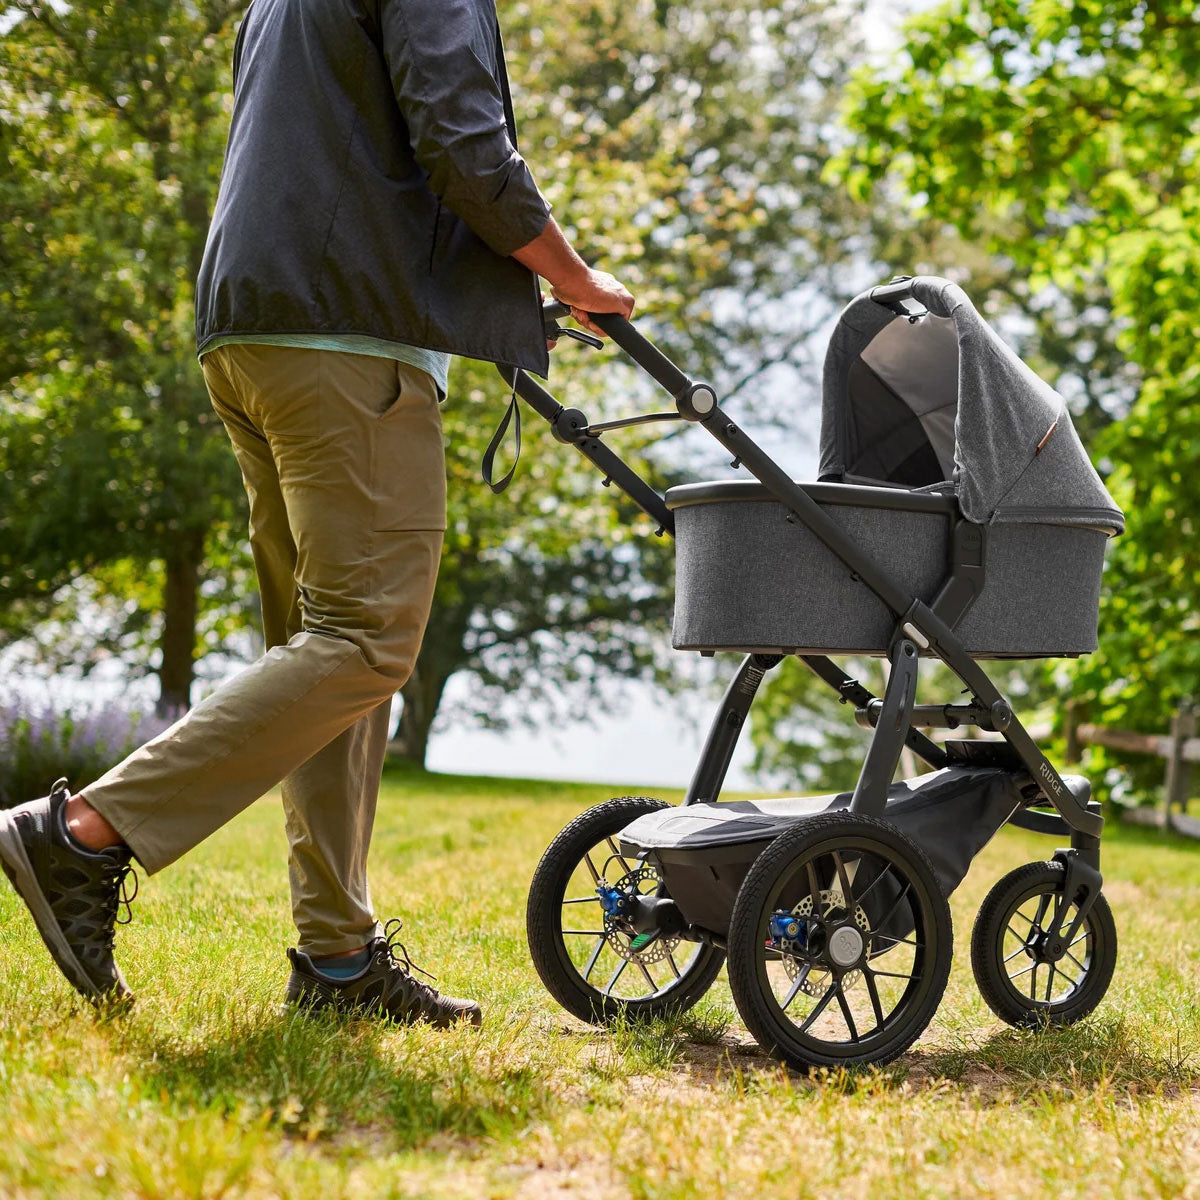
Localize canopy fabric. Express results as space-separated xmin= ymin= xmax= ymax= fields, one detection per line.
xmin=819 ymin=276 xmax=1124 ymax=536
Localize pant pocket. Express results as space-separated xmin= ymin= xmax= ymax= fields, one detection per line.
xmin=371 ymin=364 xmax=447 ymax=532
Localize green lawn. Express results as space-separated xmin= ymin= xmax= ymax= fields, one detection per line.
xmin=2 ymin=763 xmax=1198 ymax=1199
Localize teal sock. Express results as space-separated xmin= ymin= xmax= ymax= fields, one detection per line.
xmin=311 ymin=947 xmax=371 ymax=979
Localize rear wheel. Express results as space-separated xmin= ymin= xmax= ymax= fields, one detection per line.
xmin=971 ymin=860 xmax=1117 ymax=1028
xmin=727 ymin=813 xmax=953 ymax=1071
xmin=526 ymin=797 xmax=726 ymax=1024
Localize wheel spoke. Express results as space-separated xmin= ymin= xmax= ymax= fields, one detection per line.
xmin=871 ymin=931 xmax=922 ymax=951
xmin=805 ymin=860 xmax=825 ymax=918
xmin=562 ymin=896 xmax=600 ymax=905
xmin=869 ymin=967 xmax=917 ymax=982
xmin=1029 ymin=962 xmax=1038 ymax=1000
xmin=582 ymin=936 xmax=606 ymax=982
xmin=603 ymin=959 xmax=628 ymax=996
xmin=1003 ymin=942 xmax=1030 ymax=965
xmin=1064 ymin=949 xmax=1088 ymax=975
xmin=665 ymin=948 xmax=682 ymax=980
xmin=582 ymin=853 xmax=601 ymax=883
xmin=1044 ymin=962 xmax=1057 ymax=1003
xmin=634 ymin=957 xmax=658 ymax=993
xmin=795 ymin=980 xmax=837 ymax=1035
xmin=831 ymin=850 xmax=856 ymax=910
xmin=1008 ymin=961 xmax=1038 ymax=982
xmin=1003 ymin=922 xmax=1027 ymax=947
xmin=1030 ymin=891 xmax=1053 ymax=933
xmin=853 ymin=862 xmax=895 ymax=908
xmin=834 ymin=981 xmax=860 ymax=1042
xmin=862 ymin=966 xmax=887 ymax=1030
xmin=780 ymin=964 xmax=812 ymax=1012
xmin=868 ymin=880 xmax=913 ymax=939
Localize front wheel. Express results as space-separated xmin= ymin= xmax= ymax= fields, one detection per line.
xmin=526 ymin=796 xmax=726 ymax=1025
xmin=727 ymin=812 xmax=953 ymax=1071
xmin=970 ymin=860 xmax=1117 ymax=1029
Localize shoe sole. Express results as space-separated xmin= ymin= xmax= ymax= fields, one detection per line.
xmin=0 ymin=807 xmax=110 ymax=1002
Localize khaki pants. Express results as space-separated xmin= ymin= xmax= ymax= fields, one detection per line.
xmin=83 ymin=345 xmax=446 ymax=955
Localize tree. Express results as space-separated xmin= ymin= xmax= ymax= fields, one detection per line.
xmin=0 ymin=0 xmax=244 ymax=713
xmin=834 ymin=0 xmax=1200 ymax=800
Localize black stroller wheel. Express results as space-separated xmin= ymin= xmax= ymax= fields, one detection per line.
xmin=971 ymin=861 xmax=1117 ymax=1029
xmin=526 ymin=797 xmax=726 ymax=1025
xmin=727 ymin=813 xmax=952 ymax=1071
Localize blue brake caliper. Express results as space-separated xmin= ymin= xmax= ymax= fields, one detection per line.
xmin=597 ymin=883 xmax=630 ymax=921
xmin=769 ymin=911 xmax=807 ymax=949
xmin=598 ymin=880 xmax=657 ymax=953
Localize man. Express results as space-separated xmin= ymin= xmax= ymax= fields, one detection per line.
xmin=0 ymin=0 xmax=633 ymax=1026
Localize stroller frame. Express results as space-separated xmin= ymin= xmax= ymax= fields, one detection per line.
xmin=510 ymin=289 xmax=1117 ymax=1067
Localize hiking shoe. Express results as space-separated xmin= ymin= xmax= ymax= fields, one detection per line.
xmin=284 ymin=918 xmax=482 ymax=1028
xmin=0 ymin=778 xmax=137 ymax=1003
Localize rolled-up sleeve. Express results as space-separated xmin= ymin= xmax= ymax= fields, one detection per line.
xmin=380 ymin=0 xmax=551 ymax=257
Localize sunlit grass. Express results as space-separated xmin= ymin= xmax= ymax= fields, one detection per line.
xmin=1 ymin=761 xmax=1197 ymax=1198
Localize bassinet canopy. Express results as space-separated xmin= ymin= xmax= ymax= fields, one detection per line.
xmin=819 ymin=276 xmax=1124 ymax=537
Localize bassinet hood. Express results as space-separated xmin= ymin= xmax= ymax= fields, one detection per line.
xmin=819 ymin=276 xmax=1124 ymax=536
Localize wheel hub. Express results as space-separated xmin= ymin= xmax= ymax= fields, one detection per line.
xmin=598 ymin=865 xmax=683 ymax=964
xmin=828 ymin=924 xmax=865 ymax=968
xmin=774 ymin=888 xmax=870 ymax=997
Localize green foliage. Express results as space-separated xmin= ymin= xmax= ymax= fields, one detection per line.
xmin=749 ymin=656 xmax=874 ymax=792
xmin=750 ymin=653 xmax=1050 ymax=794
xmin=0 ymin=1 xmax=246 ymax=707
xmin=836 ymin=0 xmax=1200 ymax=801
xmin=1 ymin=0 xmax=879 ymax=755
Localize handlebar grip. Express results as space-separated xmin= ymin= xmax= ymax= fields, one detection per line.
xmin=585 ymin=311 xmax=692 ymax=398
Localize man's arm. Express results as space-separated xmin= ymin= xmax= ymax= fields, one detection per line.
xmin=380 ymin=2 xmax=633 ymax=330
xmin=511 ymin=218 xmax=634 ymax=335
xmin=380 ymin=0 xmax=551 ymax=257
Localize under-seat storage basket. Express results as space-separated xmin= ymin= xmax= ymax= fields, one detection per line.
xmin=618 ymin=766 xmax=1022 ymax=938
xmin=668 ymin=480 xmax=1110 ymax=658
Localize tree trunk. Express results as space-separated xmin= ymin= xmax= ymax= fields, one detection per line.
xmin=157 ymin=530 xmax=205 ymax=718
xmin=389 ymin=661 xmax=451 ymax=768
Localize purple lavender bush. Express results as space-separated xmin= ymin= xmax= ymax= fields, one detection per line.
xmin=0 ymin=698 xmax=173 ymax=808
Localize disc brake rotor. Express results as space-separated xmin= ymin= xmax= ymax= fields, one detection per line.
xmin=780 ymin=888 xmax=870 ymax=997
xmin=601 ymin=865 xmax=682 ymax=964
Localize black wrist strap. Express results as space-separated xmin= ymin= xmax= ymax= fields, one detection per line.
xmin=481 ymin=384 xmax=522 ymax=494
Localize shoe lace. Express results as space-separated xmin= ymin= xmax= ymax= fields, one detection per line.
xmin=381 ymin=917 xmax=437 ymax=984
xmin=99 ymin=861 xmax=139 ymax=935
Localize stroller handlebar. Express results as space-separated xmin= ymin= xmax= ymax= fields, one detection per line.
xmin=541 ymin=296 xmax=693 ymax=399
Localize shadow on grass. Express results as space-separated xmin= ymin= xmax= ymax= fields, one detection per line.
xmin=911 ymin=1012 xmax=1199 ymax=1097
xmin=113 ymin=1003 xmax=551 ymax=1150
xmin=603 ymin=1008 xmax=1199 ymax=1102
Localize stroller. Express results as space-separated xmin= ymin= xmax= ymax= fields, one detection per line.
xmin=504 ymin=275 xmax=1123 ymax=1071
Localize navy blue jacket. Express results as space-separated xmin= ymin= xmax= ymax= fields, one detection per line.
xmin=195 ymin=0 xmax=552 ymax=375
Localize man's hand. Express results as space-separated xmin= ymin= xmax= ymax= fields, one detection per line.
xmin=549 ymin=269 xmax=634 ymax=337
xmin=514 ymin=218 xmax=635 ymax=339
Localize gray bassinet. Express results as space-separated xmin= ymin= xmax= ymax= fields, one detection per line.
xmin=671 ymin=277 xmax=1124 ymax=658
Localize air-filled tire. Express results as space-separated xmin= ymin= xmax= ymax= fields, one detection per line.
xmin=971 ymin=860 xmax=1117 ymax=1029
xmin=727 ymin=812 xmax=953 ymax=1071
xmin=526 ymin=796 xmax=726 ymax=1025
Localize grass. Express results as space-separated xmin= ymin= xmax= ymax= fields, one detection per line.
xmin=1 ymin=761 xmax=1198 ymax=1199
